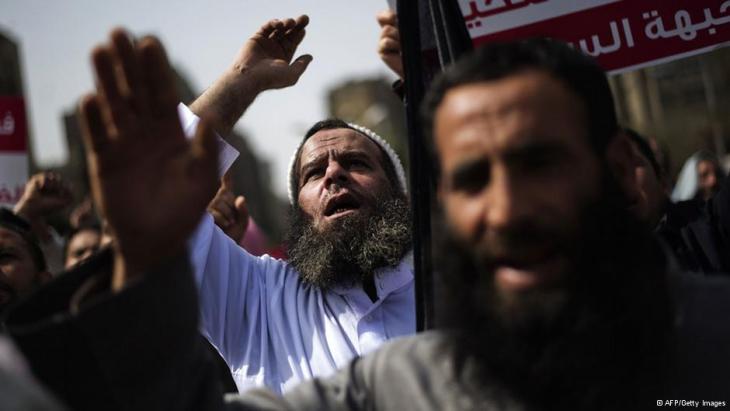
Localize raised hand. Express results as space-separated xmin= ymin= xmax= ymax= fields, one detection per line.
xmin=207 ymin=172 xmax=249 ymax=243
xmin=14 ymin=172 xmax=73 ymax=220
xmin=236 ymin=15 xmax=313 ymax=91
xmin=376 ymin=10 xmax=404 ymax=79
xmin=78 ymin=29 xmax=219 ymax=288
xmin=14 ymin=172 xmax=73 ymax=241
xmin=190 ymin=15 xmax=312 ymax=136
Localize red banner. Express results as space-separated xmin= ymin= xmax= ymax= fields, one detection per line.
xmin=462 ymin=0 xmax=730 ymax=73
xmin=0 ymin=96 xmax=28 ymax=152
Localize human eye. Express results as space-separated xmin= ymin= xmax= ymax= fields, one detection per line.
xmin=304 ymin=167 xmax=324 ymax=182
xmin=344 ymin=156 xmax=371 ymax=170
xmin=302 ymin=160 xmax=326 ymax=183
xmin=450 ymin=160 xmax=490 ymax=194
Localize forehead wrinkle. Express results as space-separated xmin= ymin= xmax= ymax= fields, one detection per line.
xmin=301 ymin=130 xmax=380 ymax=165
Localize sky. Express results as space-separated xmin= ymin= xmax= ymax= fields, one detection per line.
xmin=1 ymin=0 xmax=398 ymax=197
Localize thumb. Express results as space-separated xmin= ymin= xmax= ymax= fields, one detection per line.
xmin=288 ymin=54 xmax=313 ymax=83
xmin=234 ymin=195 xmax=249 ymax=234
xmin=234 ymin=195 xmax=248 ymax=220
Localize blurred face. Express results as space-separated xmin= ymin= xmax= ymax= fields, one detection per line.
xmin=435 ymin=70 xmax=601 ymax=310
xmin=297 ymin=128 xmax=393 ymax=229
xmin=697 ymin=159 xmax=719 ymax=200
xmin=0 ymin=227 xmax=46 ymax=310
xmin=65 ymin=228 xmax=102 ymax=269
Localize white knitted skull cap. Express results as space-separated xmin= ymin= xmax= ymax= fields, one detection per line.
xmin=287 ymin=122 xmax=408 ymax=205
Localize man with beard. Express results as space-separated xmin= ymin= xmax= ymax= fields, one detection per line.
xmin=186 ymin=115 xmax=413 ymax=394
xmin=77 ymin=16 xmax=415 ymax=394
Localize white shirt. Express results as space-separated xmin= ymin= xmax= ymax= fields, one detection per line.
xmin=188 ymin=214 xmax=415 ymax=394
xmin=179 ymin=104 xmax=416 ymax=394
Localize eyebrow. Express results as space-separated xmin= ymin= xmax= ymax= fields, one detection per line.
xmin=448 ymin=140 xmax=572 ymax=181
xmin=299 ymin=150 xmax=375 ymax=182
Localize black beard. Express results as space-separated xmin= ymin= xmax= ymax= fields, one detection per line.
xmin=0 ymin=285 xmax=16 ymax=316
xmin=434 ymin=175 xmax=674 ymax=409
xmin=285 ymin=192 xmax=412 ymax=290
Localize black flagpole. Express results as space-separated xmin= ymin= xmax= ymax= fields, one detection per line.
xmin=397 ymin=0 xmax=433 ymax=331
xmin=397 ymin=0 xmax=473 ymax=331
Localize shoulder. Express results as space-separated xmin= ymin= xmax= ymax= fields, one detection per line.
xmin=358 ymin=331 xmax=452 ymax=383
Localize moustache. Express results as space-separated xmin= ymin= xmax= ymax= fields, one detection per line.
xmin=471 ymin=220 xmax=570 ymax=267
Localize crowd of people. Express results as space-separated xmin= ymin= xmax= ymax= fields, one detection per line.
xmin=0 ymin=8 xmax=729 ymax=410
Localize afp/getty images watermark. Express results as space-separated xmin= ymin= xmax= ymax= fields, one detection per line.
xmin=656 ymin=399 xmax=727 ymax=408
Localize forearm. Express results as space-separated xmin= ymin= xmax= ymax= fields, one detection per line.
xmin=189 ymin=68 xmax=262 ymax=137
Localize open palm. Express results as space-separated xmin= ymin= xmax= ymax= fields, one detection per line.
xmin=79 ymin=30 xmax=218 ymax=280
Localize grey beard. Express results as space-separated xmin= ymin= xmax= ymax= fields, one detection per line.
xmin=285 ymin=194 xmax=412 ymax=290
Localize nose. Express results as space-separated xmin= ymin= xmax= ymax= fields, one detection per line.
xmin=482 ymin=170 xmax=526 ymax=233
xmin=323 ymin=160 xmax=349 ymax=190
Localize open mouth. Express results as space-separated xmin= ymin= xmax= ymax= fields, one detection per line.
xmin=324 ymin=194 xmax=361 ymax=219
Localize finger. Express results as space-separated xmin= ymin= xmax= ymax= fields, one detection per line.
xmin=92 ymin=46 xmax=130 ymax=137
xmin=286 ymin=54 xmax=313 ymax=85
xmin=379 ymin=38 xmax=401 ymax=55
xmin=78 ymin=94 xmax=111 ymax=153
xmin=268 ymin=20 xmax=285 ymax=40
xmin=210 ymin=191 xmax=236 ymax=226
xmin=294 ymin=15 xmax=309 ymax=30
xmin=221 ymin=170 xmax=234 ymax=190
xmin=281 ymin=18 xmax=297 ymax=32
xmin=376 ymin=10 xmax=398 ymax=26
xmin=110 ymin=28 xmax=149 ymax=114
xmin=256 ymin=19 xmax=282 ymax=38
xmin=137 ymin=36 xmax=179 ymax=122
xmin=217 ymin=197 xmax=237 ymax=224
xmin=234 ymin=195 xmax=248 ymax=223
xmin=282 ymin=15 xmax=309 ymax=54
xmin=38 ymin=173 xmax=50 ymax=190
xmin=382 ymin=25 xmax=400 ymax=42
xmin=209 ymin=208 xmax=231 ymax=229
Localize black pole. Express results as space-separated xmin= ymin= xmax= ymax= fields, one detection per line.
xmin=428 ymin=0 xmax=474 ymax=67
xmin=397 ymin=0 xmax=434 ymax=331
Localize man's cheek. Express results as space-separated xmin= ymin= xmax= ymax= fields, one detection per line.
xmin=444 ymin=198 xmax=480 ymax=241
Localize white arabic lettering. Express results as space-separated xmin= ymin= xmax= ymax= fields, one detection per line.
xmin=575 ymin=18 xmax=634 ymax=58
xmin=0 ymin=112 xmax=15 ymax=136
xmin=462 ymin=0 xmax=548 ymax=23
xmin=642 ymin=4 xmax=730 ymax=42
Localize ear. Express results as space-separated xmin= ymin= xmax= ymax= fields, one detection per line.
xmin=605 ymin=131 xmax=642 ymax=209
